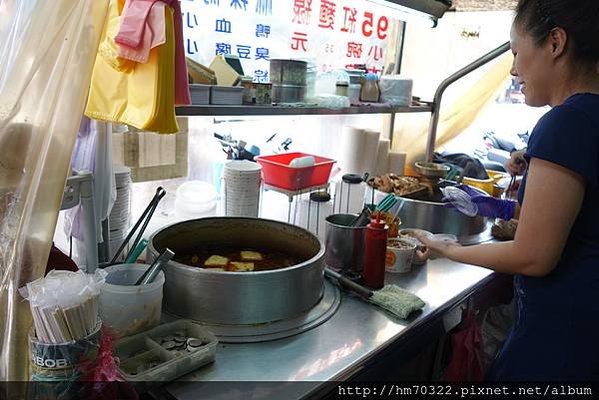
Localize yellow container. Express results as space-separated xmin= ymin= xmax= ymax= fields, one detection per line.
xmin=462 ymin=176 xmax=494 ymax=195
xmin=486 ymin=170 xmax=510 ymax=197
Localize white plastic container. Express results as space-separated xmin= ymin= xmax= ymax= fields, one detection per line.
xmin=189 ymin=84 xmax=210 ymax=105
xmin=210 ymin=86 xmax=243 ymax=105
xmin=379 ymin=76 xmax=413 ymax=106
xmin=100 ymin=264 xmax=165 ymax=337
xmin=297 ymin=192 xmax=333 ymax=241
xmin=174 ymin=181 xmax=218 ymax=219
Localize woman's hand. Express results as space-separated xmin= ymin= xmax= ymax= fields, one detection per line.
xmin=505 ymin=149 xmax=527 ymax=176
xmin=415 ymin=233 xmax=461 ymax=259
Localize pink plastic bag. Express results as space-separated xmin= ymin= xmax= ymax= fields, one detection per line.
xmin=443 ymin=310 xmax=485 ymax=381
xmin=117 ymin=1 xmax=166 ymax=64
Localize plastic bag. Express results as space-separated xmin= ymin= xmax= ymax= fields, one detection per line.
xmin=85 ymin=0 xmax=179 ymax=133
xmin=64 ymin=117 xmax=117 ymax=244
xmin=443 ymin=310 xmax=485 ymax=381
xmin=0 ymin=0 xmax=109 ymax=381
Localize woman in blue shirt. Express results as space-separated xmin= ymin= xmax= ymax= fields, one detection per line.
xmin=421 ymin=0 xmax=599 ymax=380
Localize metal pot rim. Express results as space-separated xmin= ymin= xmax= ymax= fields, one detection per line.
xmin=148 ymin=217 xmax=325 ymax=275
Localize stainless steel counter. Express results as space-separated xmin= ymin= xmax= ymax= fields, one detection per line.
xmin=162 ymin=259 xmax=494 ymax=399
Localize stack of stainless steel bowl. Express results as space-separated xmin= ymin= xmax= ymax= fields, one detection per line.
xmin=270 ymin=59 xmax=307 ymax=103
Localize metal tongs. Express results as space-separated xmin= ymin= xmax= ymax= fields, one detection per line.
xmin=105 ymin=187 xmax=167 ymax=267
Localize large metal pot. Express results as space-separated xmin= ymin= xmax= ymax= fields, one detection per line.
xmin=399 ymin=196 xmax=488 ymax=238
xmin=147 ymin=217 xmax=324 ymax=325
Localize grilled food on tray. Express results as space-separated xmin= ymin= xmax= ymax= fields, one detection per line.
xmin=368 ymin=174 xmax=425 ymax=197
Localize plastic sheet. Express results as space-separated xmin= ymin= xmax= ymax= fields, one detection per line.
xmin=64 ymin=117 xmax=117 ymax=244
xmin=0 ymin=0 xmax=109 ymax=381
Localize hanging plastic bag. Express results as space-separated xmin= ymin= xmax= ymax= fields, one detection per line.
xmin=0 ymin=0 xmax=109 ymax=381
xmin=443 ymin=310 xmax=485 ymax=381
xmin=85 ymin=0 xmax=178 ymax=133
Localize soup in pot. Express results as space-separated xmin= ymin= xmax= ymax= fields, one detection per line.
xmin=175 ymin=246 xmax=305 ymax=272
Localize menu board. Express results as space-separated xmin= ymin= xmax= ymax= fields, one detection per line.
xmin=182 ymin=0 xmax=396 ymax=82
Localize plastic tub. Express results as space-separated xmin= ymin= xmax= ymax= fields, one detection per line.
xmin=255 ymin=152 xmax=336 ymax=191
xmin=189 ymin=84 xmax=210 ymax=105
xmin=175 ymin=180 xmax=218 ymax=219
xmin=100 ymin=264 xmax=165 ymax=337
xmin=210 ymin=86 xmax=243 ymax=105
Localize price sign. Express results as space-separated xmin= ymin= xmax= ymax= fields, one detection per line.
xmin=182 ymin=0 xmax=397 ymax=82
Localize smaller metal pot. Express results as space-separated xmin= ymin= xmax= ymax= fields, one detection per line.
xmin=325 ymin=214 xmax=366 ymax=274
xmin=270 ymin=59 xmax=308 ymax=85
xmin=272 ymin=84 xmax=306 ymax=103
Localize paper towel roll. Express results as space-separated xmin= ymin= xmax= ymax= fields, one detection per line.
xmin=388 ymin=151 xmax=407 ymax=175
xmin=373 ymin=139 xmax=390 ymax=176
xmin=361 ymin=129 xmax=381 ymax=175
xmin=338 ymin=126 xmax=366 ymax=174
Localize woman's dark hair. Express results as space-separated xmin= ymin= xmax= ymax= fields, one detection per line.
xmin=514 ymin=0 xmax=599 ymax=64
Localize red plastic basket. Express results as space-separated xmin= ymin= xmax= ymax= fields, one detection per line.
xmin=255 ymin=152 xmax=336 ymax=191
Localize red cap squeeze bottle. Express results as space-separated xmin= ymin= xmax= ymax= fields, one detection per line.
xmin=362 ymin=214 xmax=388 ymax=289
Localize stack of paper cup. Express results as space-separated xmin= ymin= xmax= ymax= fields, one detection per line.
xmin=109 ymin=165 xmax=132 ymax=260
xmin=374 ymin=139 xmax=390 ymax=176
xmin=388 ymin=151 xmax=407 ymax=175
xmin=222 ymin=160 xmax=262 ymax=217
xmin=338 ymin=126 xmax=366 ymax=175
xmin=337 ymin=126 xmax=381 ymax=176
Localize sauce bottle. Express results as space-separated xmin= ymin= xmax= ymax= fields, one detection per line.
xmin=363 ymin=215 xmax=388 ymax=289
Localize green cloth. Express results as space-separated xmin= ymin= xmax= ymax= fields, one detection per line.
xmin=370 ymin=285 xmax=425 ymax=319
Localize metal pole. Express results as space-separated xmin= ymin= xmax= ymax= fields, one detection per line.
xmin=424 ymin=41 xmax=511 ymax=162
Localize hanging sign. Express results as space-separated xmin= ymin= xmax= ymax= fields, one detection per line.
xmin=182 ymin=0 xmax=396 ymax=82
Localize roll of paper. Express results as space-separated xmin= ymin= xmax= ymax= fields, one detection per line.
xmin=388 ymin=151 xmax=407 ymax=175
xmin=338 ymin=126 xmax=366 ymax=174
xmin=361 ymin=129 xmax=381 ymax=176
xmin=373 ymin=139 xmax=390 ymax=176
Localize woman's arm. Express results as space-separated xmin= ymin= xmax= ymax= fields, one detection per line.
xmin=425 ymin=158 xmax=585 ymax=277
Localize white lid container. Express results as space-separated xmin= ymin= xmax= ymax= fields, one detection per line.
xmin=175 ymin=181 xmax=218 ymax=219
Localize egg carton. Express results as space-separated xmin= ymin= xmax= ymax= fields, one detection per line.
xmin=115 ymin=319 xmax=217 ymax=392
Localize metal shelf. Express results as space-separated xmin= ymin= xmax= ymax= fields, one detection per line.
xmin=176 ymin=103 xmax=432 ymax=117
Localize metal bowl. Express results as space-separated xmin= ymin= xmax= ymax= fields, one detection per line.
xmin=147 ymin=217 xmax=325 ymax=325
xmin=414 ymin=161 xmax=450 ymax=179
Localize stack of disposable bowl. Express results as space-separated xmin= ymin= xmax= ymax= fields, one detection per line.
xmin=109 ymin=165 xmax=132 ymax=260
xmin=222 ymin=160 xmax=262 ymax=217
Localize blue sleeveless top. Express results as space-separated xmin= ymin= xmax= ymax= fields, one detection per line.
xmin=489 ymin=93 xmax=599 ymax=380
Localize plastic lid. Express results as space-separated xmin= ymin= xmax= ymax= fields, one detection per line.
xmin=440 ymin=186 xmax=478 ymax=217
xmin=309 ymin=191 xmax=331 ymax=202
xmin=342 ymin=173 xmax=363 ymax=184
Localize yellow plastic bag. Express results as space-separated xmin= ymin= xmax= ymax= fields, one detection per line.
xmin=85 ymin=0 xmax=178 ymax=133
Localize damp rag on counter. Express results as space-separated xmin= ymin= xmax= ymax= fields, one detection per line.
xmin=324 ymin=267 xmax=425 ymax=320
xmin=370 ymin=285 xmax=425 ymax=320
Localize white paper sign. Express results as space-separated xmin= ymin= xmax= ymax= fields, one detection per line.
xmin=182 ymin=0 xmax=396 ymax=82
